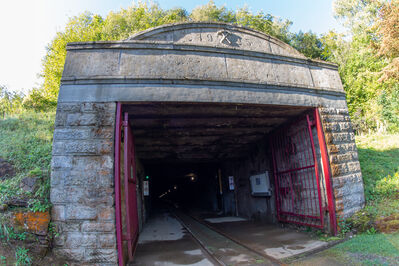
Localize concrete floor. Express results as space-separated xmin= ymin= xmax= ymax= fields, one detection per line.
xmin=132 ymin=208 xmax=328 ymax=265
xmin=204 ymin=217 xmax=328 ymax=260
xmin=131 ymin=209 xmax=214 ymax=266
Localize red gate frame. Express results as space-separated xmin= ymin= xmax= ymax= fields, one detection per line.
xmin=314 ymin=108 xmax=337 ymax=235
xmin=115 ymin=103 xmax=140 ymax=265
xmin=270 ymin=109 xmax=337 ymax=234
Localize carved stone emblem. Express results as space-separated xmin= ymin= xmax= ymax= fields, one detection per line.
xmin=217 ymin=30 xmax=232 ymax=45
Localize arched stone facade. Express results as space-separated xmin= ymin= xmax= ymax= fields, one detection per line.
xmin=50 ymin=22 xmax=364 ymax=264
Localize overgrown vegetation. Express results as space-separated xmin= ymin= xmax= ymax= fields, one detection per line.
xmin=14 ymin=247 xmax=32 ymax=266
xmin=339 ymin=134 xmax=399 ymax=234
xmin=0 ymin=112 xmax=54 ymax=211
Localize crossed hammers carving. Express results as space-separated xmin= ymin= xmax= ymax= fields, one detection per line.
xmin=217 ymin=30 xmax=232 ymax=44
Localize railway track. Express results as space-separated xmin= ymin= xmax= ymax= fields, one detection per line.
xmin=172 ymin=209 xmax=283 ymax=266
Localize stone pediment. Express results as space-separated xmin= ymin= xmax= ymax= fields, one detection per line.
xmin=128 ymin=22 xmax=306 ymax=59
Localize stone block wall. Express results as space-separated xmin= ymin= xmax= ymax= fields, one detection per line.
xmin=319 ymin=107 xmax=365 ymax=221
xmin=222 ymin=140 xmax=276 ymax=223
xmin=50 ymin=102 xmax=117 ymax=265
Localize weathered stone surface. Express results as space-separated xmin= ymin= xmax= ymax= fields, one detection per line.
xmin=51 ymin=101 xmax=117 ymax=264
xmin=65 ymin=232 xmax=97 ymax=248
xmin=319 ymin=107 xmax=365 ymax=220
xmin=54 ymin=248 xmax=85 ymax=262
xmin=85 ymin=248 xmax=118 ymax=263
xmin=52 ymin=205 xmax=66 ymax=221
xmin=82 ymin=222 xmax=114 ymax=232
xmin=0 ymin=158 xmax=15 ymax=180
xmin=97 ymin=234 xmax=116 ymax=248
xmin=12 ymin=211 xmax=50 ymax=236
xmin=65 ymin=206 xmax=97 ymax=220
xmin=20 ymin=176 xmax=40 ymax=193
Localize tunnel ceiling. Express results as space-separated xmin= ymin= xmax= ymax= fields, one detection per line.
xmin=123 ymin=103 xmax=310 ymax=162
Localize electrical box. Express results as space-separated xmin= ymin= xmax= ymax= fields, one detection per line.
xmin=250 ymin=172 xmax=271 ymax=197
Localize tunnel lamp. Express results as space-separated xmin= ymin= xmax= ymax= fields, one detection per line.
xmin=185 ymin=173 xmax=198 ymax=182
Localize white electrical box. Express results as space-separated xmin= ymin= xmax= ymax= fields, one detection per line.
xmin=250 ymin=172 xmax=271 ymax=197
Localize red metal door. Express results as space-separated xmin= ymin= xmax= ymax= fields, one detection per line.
xmin=115 ymin=103 xmax=139 ymax=265
xmin=270 ymin=113 xmax=324 ymax=229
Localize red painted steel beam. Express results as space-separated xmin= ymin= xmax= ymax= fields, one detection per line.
xmin=306 ymin=114 xmax=324 ymax=228
xmin=315 ymin=108 xmax=338 ymax=235
xmin=114 ymin=103 xmax=124 ymax=266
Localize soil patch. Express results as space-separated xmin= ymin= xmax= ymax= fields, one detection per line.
xmin=0 ymin=158 xmax=15 ymax=180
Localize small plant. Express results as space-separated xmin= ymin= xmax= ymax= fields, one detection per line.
xmin=0 ymin=255 xmax=6 ymax=266
xmin=0 ymin=224 xmax=27 ymax=242
xmin=15 ymin=247 xmax=32 ymax=266
xmin=48 ymin=222 xmax=59 ymax=238
xmin=366 ymin=227 xmax=377 ymax=235
xmin=338 ymin=218 xmax=352 ymax=237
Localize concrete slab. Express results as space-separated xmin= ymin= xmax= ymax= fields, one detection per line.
xmin=208 ymin=220 xmax=328 ymax=260
xmin=138 ymin=211 xmax=185 ymax=243
xmin=132 ymin=209 xmax=214 ymax=266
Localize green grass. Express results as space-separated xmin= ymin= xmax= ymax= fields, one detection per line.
xmin=355 ymin=134 xmax=399 ymax=220
xmin=0 ymin=112 xmax=54 ymax=171
xmin=356 ymin=134 xmax=399 ymax=202
xmin=324 ymin=233 xmax=399 ymax=265
xmin=0 ymin=112 xmax=54 ymax=210
xmin=331 ymin=233 xmax=399 ymax=257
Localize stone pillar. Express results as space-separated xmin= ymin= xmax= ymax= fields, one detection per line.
xmin=319 ymin=107 xmax=365 ymax=221
xmin=50 ymin=102 xmax=117 ymax=264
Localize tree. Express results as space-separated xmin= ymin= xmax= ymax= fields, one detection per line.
xmin=333 ymin=0 xmax=384 ymax=35
xmin=0 ymin=85 xmax=24 ymax=118
xmin=374 ymin=0 xmax=399 ymax=81
xmin=331 ymin=0 xmax=399 ymax=133
xmin=190 ymin=1 xmax=235 ymax=23
xmin=290 ymin=31 xmax=324 ymax=59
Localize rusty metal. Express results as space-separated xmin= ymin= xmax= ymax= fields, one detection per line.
xmin=270 ymin=114 xmax=324 ymax=229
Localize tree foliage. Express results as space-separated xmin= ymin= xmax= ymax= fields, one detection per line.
xmin=327 ymin=0 xmax=399 ymax=133
xmin=0 ymin=85 xmax=24 ymax=118
xmin=374 ymin=0 xmax=399 ymax=81
xmin=290 ymin=31 xmax=325 ymax=59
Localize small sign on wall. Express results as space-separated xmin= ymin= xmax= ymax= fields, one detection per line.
xmin=143 ymin=181 xmax=149 ymax=196
xmin=228 ymin=176 xmax=235 ymax=190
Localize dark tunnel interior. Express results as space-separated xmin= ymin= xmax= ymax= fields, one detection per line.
xmin=143 ymin=162 xmax=221 ymax=212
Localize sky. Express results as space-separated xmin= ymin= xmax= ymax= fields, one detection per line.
xmin=0 ymin=0 xmax=345 ymax=93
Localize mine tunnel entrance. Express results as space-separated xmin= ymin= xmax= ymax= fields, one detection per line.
xmin=115 ymin=102 xmax=335 ymax=264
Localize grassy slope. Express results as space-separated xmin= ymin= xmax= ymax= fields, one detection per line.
xmin=0 ymin=112 xmax=55 ymax=265
xmin=0 ymin=112 xmax=54 ymax=209
xmin=294 ymin=133 xmax=399 ymax=265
